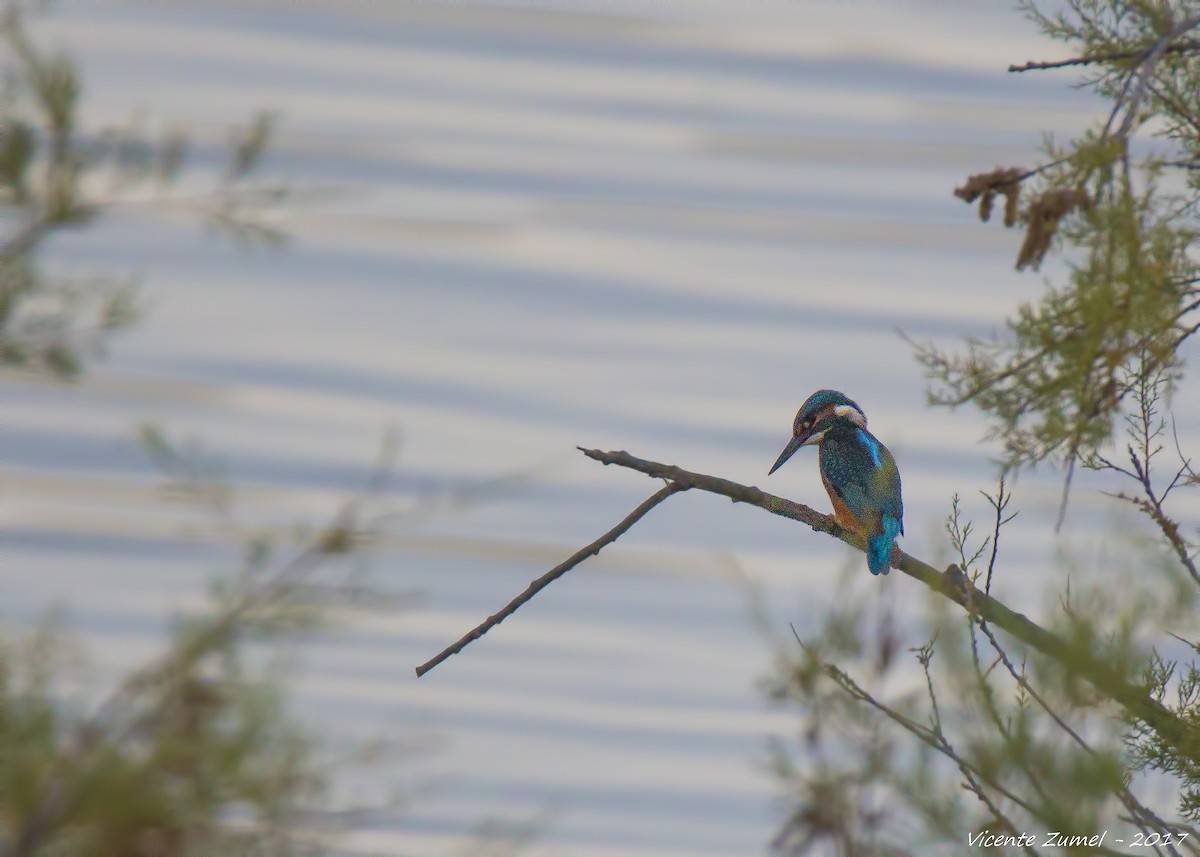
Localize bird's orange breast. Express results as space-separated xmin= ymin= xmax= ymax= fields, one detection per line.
xmin=822 ymin=476 xmax=866 ymax=534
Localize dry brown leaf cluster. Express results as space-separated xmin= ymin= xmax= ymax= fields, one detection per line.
xmin=1015 ymin=187 xmax=1091 ymax=271
xmin=955 ymin=168 xmax=1092 ymax=271
xmin=954 ymin=166 xmax=1026 ymax=227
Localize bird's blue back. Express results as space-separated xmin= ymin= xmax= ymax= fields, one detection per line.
xmin=819 ymin=423 xmax=904 ymax=574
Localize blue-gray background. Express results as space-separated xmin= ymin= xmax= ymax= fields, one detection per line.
xmin=6 ymin=2 xmax=1200 ymax=854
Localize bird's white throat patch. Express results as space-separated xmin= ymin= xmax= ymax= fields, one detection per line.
xmin=834 ymin=405 xmax=867 ymax=427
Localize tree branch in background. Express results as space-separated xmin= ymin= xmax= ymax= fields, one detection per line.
xmin=1008 ymin=38 xmax=1200 ymax=73
xmin=815 ymin=644 xmax=1152 ymax=857
xmin=960 ymin=487 xmax=1180 ymax=854
xmin=807 ymin=635 xmax=1046 ymax=837
xmin=1111 ymin=14 xmax=1200 ymax=144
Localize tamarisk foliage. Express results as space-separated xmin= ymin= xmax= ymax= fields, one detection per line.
xmin=0 ymin=0 xmax=287 ymax=380
xmin=915 ymin=1 xmax=1200 ymax=472
xmin=2 ymin=422 xmax=417 ymax=856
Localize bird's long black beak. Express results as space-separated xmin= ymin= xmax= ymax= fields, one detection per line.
xmin=768 ymin=434 xmax=806 ymax=475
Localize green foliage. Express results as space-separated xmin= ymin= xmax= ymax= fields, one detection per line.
xmin=1 ymin=617 xmax=331 ymax=857
xmin=0 ymin=118 xmax=34 ymax=201
xmin=914 ymin=0 xmax=1200 ymax=471
xmin=228 ymin=110 xmax=275 ymax=181
xmin=1 ymin=426 xmax=414 ymax=856
xmin=1129 ymin=646 xmax=1200 ymax=822
xmin=0 ymin=0 xmax=288 ymax=381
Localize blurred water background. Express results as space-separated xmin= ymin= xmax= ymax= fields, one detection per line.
xmin=6 ymin=1 xmax=1200 ymax=854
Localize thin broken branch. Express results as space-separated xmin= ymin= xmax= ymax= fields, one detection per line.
xmin=414 ymin=481 xmax=683 ymax=678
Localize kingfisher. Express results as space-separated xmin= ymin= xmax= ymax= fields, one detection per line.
xmin=768 ymin=389 xmax=904 ymax=576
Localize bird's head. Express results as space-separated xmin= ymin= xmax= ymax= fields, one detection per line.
xmin=768 ymin=389 xmax=867 ymax=474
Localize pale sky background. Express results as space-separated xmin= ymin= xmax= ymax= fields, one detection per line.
xmin=5 ymin=1 xmax=1200 ymax=854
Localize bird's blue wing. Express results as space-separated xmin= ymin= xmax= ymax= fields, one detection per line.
xmin=874 ymin=439 xmax=904 ymax=536
xmin=821 ymin=429 xmax=903 ymax=533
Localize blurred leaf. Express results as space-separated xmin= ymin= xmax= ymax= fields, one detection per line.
xmin=100 ymin=286 xmax=138 ymax=331
xmin=112 ymin=118 xmax=153 ymax=185
xmin=31 ymin=51 xmax=78 ymax=142
xmin=138 ymin=421 xmax=175 ymax=467
xmin=226 ymin=110 xmax=274 ymax=181
xmin=0 ymin=116 xmax=34 ymax=201
xmin=42 ymin=340 xmax=80 ymax=377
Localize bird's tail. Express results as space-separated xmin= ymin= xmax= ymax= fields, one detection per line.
xmin=867 ymin=515 xmax=902 ymax=576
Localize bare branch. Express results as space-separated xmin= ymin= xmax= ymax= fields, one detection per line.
xmin=982 ymin=479 xmax=1015 ymax=597
xmin=417 ymin=446 xmax=1195 ymax=769
xmin=915 ymin=641 xmax=1034 ymax=856
xmin=1163 ymin=160 xmax=1200 ymax=171
xmin=1008 ymin=37 xmax=1200 ymax=73
xmin=414 ymin=481 xmax=683 ymax=678
xmin=568 ymin=448 xmax=1194 ymax=754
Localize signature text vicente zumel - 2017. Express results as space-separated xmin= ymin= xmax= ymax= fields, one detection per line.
xmin=969 ymin=831 xmax=1189 ymax=849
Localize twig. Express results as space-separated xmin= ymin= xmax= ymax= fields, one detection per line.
xmin=1145 ymin=81 xmax=1200 ymax=139
xmin=1101 ymin=370 xmax=1200 ymax=587
xmin=1015 ymin=156 xmax=1072 ymax=183
xmin=1055 ymin=453 xmax=1078 ymax=532
xmin=1114 ymin=16 xmax=1200 ymax=143
xmin=1170 ymin=418 xmax=1198 ymax=483
xmin=916 ymin=642 xmax=1035 ymax=856
xmin=414 ymin=481 xmax=684 ymax=677
xmin=981 ymin=479 xmax=1015 ymax=598
xmin=963 ymin=487 xmax=1061 ymax=812
xmin=1008 ymin=37 xmax=1200 ymax=73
